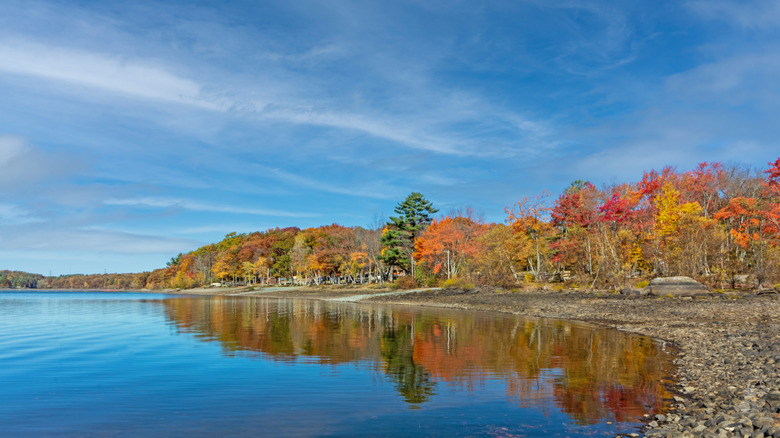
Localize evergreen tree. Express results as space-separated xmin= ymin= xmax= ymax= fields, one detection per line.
xmin=380 ymin=192 xmax=438 ymax=275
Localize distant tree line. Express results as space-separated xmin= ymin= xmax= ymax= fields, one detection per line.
xmin=5 ymin=158 xmax=780 ymax=291
xmin=1 ymin=271 xmax=43 ymax=289
xmin=1 ymin=270 xmax=146 ymax=290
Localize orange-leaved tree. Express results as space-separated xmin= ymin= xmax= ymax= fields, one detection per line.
xmin=761 ymin=158 xmax=780 ymax=243
xmin=714 ymin=196 xmax=769 ymax=285
xmin=414 ymin=209 xmax=487 ymax=280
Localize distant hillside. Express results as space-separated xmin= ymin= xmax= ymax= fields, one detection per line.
xmin=1 ymin=270 xmax=147 ymax=290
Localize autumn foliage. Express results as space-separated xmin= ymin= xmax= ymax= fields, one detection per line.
xmin=411 ymin=159 xmax=780 ymax=289
xmin=11 ymin=158 xmax=780 ymax=291
xmin=511 ymin=159 xmax=780 ymax=289
xmin=414 ymin=209 xmax=487 ymax=280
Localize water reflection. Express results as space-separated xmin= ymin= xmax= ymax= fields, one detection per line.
xmin=161 ymin=296 xmax=673 ymax=424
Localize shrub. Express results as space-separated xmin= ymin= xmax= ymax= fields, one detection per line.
xmin=415 ymin=272 xmax=439 ymax=287
xmin=524 ymin=273 xmax=535 ymax=283
xmin=441 ymin=277 xmax=475 ymax=290
xmin=394 ymin=276 xmax=419 ymax=290
xmin=635 ymin=280 xmax=650 ymax=288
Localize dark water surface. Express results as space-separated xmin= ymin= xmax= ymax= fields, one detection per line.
xmin=0 ymin=291 xmax=675 ymax=437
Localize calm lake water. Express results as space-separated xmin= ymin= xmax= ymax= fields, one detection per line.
xmin=0 ymin=291 xmax=675 ymax=437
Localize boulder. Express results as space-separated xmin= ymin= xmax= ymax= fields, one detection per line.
xmin=648 ymin=276 xmax=709 ymax=297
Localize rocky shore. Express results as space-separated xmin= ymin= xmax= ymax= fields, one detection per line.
xmin=174 ymin=284 xmax=780 ymax=437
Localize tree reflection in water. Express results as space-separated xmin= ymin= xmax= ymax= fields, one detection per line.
xmin=161 ymin=296 xmax=674 ymax=423
xmin=381 ymin=324 xmax=436 ymax=404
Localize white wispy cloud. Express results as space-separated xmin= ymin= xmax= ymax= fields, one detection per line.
xmin=265 ymin=43 xmax=348 ymax=66
xmin=0 ymin=135 xmax=26 ymax=166
xmin=170 ymin=224 xmax=269 ymax=235
xmin=252 ymin=165 xmax=402 ymax=200
xmin=666 ymin=51 xmax=780 ymax=99
xmin=0 ymin=203 xmax=42 ymax=225
xmin=0 ymin=33 xmax=553 ymax=159
xmin=103 ymin=197 xmax=319 ymax=218
xmin=258 ymin=106 xmax=468 ymax=156
xmin=0 ymin=39 xmax=223 ymax=110
xmin=0 ymin=226 xmax=196 ymax=255
xmin=0 ymin=135 xmax=87 ymax=191
xmin=525 ymin=0 xmax=638 ymax=75
xmin=686 ymin=0 xmax=780 ymax=29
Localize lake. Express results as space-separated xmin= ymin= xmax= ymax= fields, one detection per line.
xmin=0 ymin=291 xmax=675 ymax=437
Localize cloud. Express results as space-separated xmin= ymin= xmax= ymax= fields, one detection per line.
xmin=170 ymin=224 xmax=269 ymax=235
xmin=0 ymin=135 xmax=87 ymax=191
xmin=0 ymin=203 xmax=41 ymax=225
xmin=266 ymin=43 xmax=348 ymax=66
xmin=0 ymin=225 xmax=197 ymax=255
xmin=0 ymin=39 xmax=223 ymax=110
xmin=104 ymin=197 xmax=319 ymax=218
xmin=686 ymin=1 xmax=780 ymax=30
xmin=0 ymin=29 xmax=553 ymax=159
xmin=665 ymin=51 xmax=780 ymax=102
xmin=251 ymin=165 xmax=402 ymax=200
xmin=0 ymin=135 xmax=26 ymax=166
xmin=522 ymin=0 xmax=637 ymax=75
xmin=258 ymin=106 xmax=467 ymax=156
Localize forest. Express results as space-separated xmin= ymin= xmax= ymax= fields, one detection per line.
xmin=5 ymin=158 xmax=780 ymax=291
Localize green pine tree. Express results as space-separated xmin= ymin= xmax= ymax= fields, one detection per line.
xmin=380 ymin=192 xmax=438 ymax=275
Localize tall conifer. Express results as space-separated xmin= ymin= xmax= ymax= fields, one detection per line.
xmin=380 ymin=192 xmax=438 ymax=275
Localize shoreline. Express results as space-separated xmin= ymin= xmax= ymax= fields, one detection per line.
xmin=181 ymin=285 xmax=780 ymax=438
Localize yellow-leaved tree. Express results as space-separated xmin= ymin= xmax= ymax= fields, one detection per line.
xmin=653 ymin=183 xmax=721 ymax=276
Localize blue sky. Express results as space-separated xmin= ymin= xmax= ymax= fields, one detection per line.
xmin=1 ymin=0 xmax=779 ymax=275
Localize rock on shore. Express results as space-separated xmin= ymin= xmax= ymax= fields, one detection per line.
xmin=648 ymin=276 xmax=710 ymax=297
